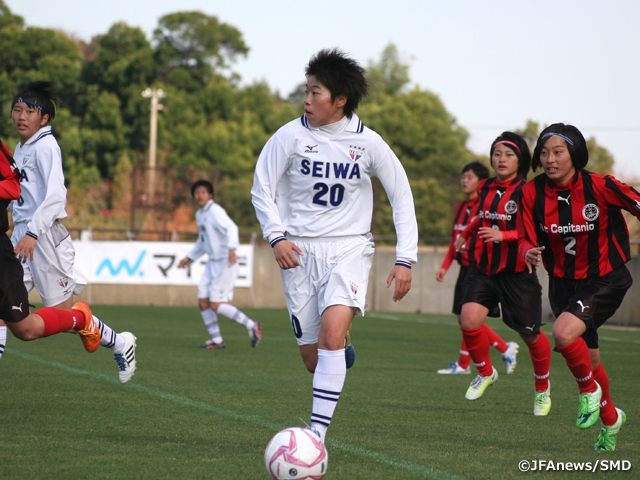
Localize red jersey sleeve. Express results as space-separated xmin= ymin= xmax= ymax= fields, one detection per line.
xmin=0 ymin=142 xmax=20 ymax=201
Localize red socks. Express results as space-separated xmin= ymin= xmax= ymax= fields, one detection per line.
xmin=525 ymin=330 xmax=551 ymax=392
xmin=484 ymin=324 xmax=507 ymax=353
xmin=36 ymin=307 xmax=86 ymax=337
xmin=593 ymin=363 xmax=617 ymax=426
xmin=556 ymin=337 xmax=597 ymax=394
xmin=461 ymin=326 xmax=493 ymax=376
xmin=457 ymin=338 xmax=471 ymax=369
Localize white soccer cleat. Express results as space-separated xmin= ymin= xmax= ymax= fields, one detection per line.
xmin=501 ymin=341 xmax=519 ymax=374
xmin=437 ymin=361 xmax=471 ymax=374
xmin=114 ymin=332 xmax=137 ymax=384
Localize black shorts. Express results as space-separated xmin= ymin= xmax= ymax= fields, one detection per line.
xmin=462 ymin=265 xmax=542 ymax=334
xmin=548 ymin=265 xmax=633 ymax=349
xmin=0 ymin=235 xmax=29 ymax=323
xmin=454 ymin=266 xmax=500 ymax=318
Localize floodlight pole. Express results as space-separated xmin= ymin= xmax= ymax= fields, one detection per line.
xmin=141 ymin=87 xmax=165 ymax=206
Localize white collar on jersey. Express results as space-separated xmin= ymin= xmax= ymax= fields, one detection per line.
xmin=301 ymin=113 xmax=364 ymax=133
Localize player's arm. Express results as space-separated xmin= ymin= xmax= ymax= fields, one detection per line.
xmin=251 ymin=130 xmax=303 ymax=269
xmin=372 ymin=143 xmax=418 ymax=299
xmin=603 ymin=175 xmax=640 ymax=221
xmin=454 ymin=215 xmax=480 ymax=252
xmin=516 ymin=187 xmax=541 ymax=273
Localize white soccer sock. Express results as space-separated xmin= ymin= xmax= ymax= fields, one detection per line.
xmin=216 ymin=304 xmax=255 ymax=330
xmin=94 ymin=315 xmax=126 ymax=352
xmin=202 ymin=309 xmax=223 ymax=343
xmin=0 ymin=325 xmax=6 ymax=359
xmin=311 ymin=348 xmax=347 ymax=442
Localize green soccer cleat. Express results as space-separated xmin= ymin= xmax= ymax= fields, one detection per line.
xmin=533 ymin=382 xmax=551 ymax=416
xmin=576 ymin=382 xmax=602 ymax=429
xmin=595 ymin=408 xmax=626 ymax=452
xmin=465 ymin=367 xmax=498 ymax=400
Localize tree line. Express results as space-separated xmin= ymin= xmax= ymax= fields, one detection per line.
xmin=0 ymin=2 xmax=615 ymax=242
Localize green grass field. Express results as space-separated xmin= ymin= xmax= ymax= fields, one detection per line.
xmin=1 ymin=306 xmax=638 ymax=479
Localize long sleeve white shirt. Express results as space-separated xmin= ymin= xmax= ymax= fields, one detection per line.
xmin=187 ymin=199 xmax=240 ymax=262
xmin=251 ymin=114 xmax=418 ymax=264
xmin=11 ymin=126 xmax=67 ymax=237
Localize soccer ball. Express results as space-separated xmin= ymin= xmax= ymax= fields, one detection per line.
xmin=264 ymin=427 xmax=328 ymax=479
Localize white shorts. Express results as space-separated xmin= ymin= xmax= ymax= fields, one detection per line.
xmin=198 ymin=258 xmax=238 ymax=302
xmin=11 ymin=221 xmax=85 ymax=306
xmin=281 ymin=234 xmax=375 ymax=346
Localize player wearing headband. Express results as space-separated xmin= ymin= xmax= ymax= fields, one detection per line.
xmin=8 ymin=81 xmax=136 ymax=382
xmin=454 ymin=132 xmax=552 ymax=415
xmin=436 ymin=161 xmax=518 ymax=375
xmin=518 ymin=123 xmax=638 ymax=451
xmin=252 ymin=49 xmax=418 ymax=443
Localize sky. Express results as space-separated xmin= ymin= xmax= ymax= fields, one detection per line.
xmin=7 ymin=0 xmax=640 ymax=181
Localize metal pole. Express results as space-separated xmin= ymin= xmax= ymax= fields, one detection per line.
xmin=148 ymin=93 xmax=158 ymax=206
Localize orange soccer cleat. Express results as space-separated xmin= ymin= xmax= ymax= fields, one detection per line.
xmin=72 ymin=301 xmax=100 ymax=353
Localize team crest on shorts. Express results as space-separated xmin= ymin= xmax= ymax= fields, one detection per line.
xmin=582 ymin=203 xmax=600 ymax=222
xmin=58 ymin=277 xmax=69 ymax=288
xmin=349 ymin=145 xmax=364 ymax=161
xmin=349 ymin=281 xmax=358 ymax=295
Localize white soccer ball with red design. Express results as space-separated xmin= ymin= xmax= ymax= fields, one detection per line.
xmin=264 ymin=427 xmax=328 ymax=479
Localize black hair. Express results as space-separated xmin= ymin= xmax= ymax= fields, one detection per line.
xmin=490 ymin=131 xmax=531 ymax=178
xmin=191 ymin=179 xmax=214 ymax=197
xmin=532 ymin=123 xmax=588 ymax=171
xmin=12 ymin=81 xmax=60 ymax=121
xmin=462 ymin=161 xmax=490 ymax=180
xmin=305 ymin=48 xmax=368 ymax=118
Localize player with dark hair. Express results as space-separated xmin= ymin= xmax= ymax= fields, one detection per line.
xmin=178 ymin=179 xmax=262 ymax=349
xmin=0 ymin=139 xmax=127 ymax=375
xmin=454 ymin=132 xmax=552 ymax=415
xmin=252 ymin=48 xmax=418 ymax=443
xmin=436 ymin=161 xmax=518 ymax=375
xmin=8 ymin=81 xmax=136 ymax=382
xmin=519 ymin=123 xmax=637 ymax=451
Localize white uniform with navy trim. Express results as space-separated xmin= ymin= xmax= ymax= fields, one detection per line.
xmin=186 ymin=199 xmax=240 ymax=302
xmin=252 ymin=114 xmax=418 ymax=344
xmin=10 ymin=126 xmax=84 ymax=306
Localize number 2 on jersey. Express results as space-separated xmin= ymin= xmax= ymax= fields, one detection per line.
xmin=312 ymin=182 xmax=345 ymax=207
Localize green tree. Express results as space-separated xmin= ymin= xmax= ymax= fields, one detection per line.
xmin=153 ymin=11 xmax=248 ymax=90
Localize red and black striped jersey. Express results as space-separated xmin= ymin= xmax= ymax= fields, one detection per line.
xmin=460 ymin=176 xmax=526 ymax=275
xmin=0 ymin=141 xmax=20 ymax=233
xmin=440 ymin=196 xmax=481 ymax=271
xmin=518 ymin=170 xmax=640 ymax=279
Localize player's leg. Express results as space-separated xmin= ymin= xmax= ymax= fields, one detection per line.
xmin=0 ymin=320 xmax=6 ymax=360
xmin=199 ymin=298 xmax=225 ymax=349
xmin=439 ymin=268 xmax=472 ymax=374
xmin=591 ymin=350 xmax=625 ymax=451
xmin=460 ymin=302 xmax=497 ymax=399
xmin=310 ymin=305 xmax=357 ymax=443
xmin=554 ymin=312 xmax=601 ymax=428
xmin=211 ymin=262 xmax=262 ymax=347
xmin=437 ymin=315 xmax=471 ymax=374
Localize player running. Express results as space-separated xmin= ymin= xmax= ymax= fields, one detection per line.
xmin=518 ymin=123 xmax=637 ymax=451
xmin=454 ymin=132 xmax=552 ymax=415
xmin=178 ymin=179 xmax=262 ymax=349
xmin=251 ymin=48 xmax=418 ymax=443
xmin=8 ymin=81 xmax=136 ymax=382
xmin=0 ymin=139 xmax=129 ymax=377
xmin=436 ymin=161 xmax=518 ymax=375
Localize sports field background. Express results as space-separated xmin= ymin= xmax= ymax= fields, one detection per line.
xmin=2 ymin=306 xmax=638 ymax=479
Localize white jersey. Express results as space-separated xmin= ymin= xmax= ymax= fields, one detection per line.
xmin=11 ymin=126 xmax=67 ymax=238
xmin=251 ymin=113 xmax=418 ymax=265
xmin=187 ymin=199 xmax=239 ymax=261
